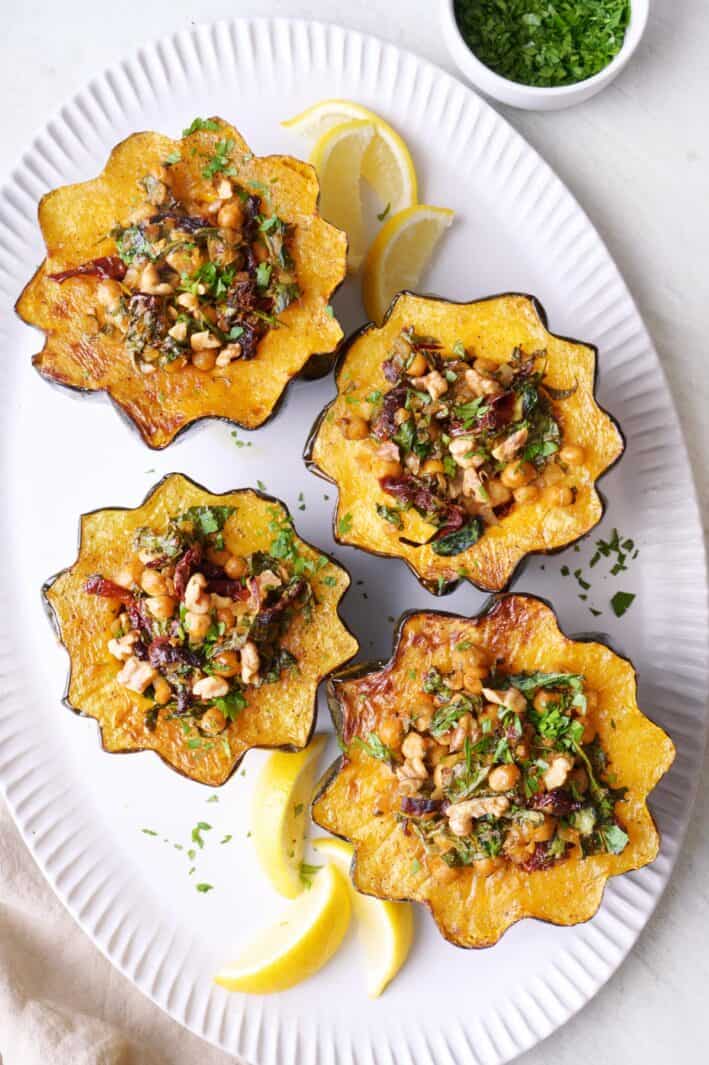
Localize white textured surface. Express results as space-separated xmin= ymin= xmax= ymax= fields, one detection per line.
xmin=1 ymin=5 xmax=708 ymax=1065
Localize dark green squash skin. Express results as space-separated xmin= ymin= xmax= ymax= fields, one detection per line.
xmin=311 ymin=592 xmax=670 ymax=944
xmin=303 ymin=290 xmax=626 ymax=596
xmin=41 ymin=472 xmax=359 ymax=786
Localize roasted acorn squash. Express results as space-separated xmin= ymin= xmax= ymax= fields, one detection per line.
xmin=17 ymin=118 xmax=347 ymax=448
xmin=305 ymin=292 xmax=624 ymax=594
xmin=43 ymin=473 xmax=358 ymax=786
xmin=312 ymin=594 xmax=674 ymax=948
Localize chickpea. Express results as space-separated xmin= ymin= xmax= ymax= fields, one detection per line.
xmin=401 ymin=731 xmax=427 ymax=760
xmin=340 ymin=415 xmax=370 ymax=440
xmin=412 ymin=701 xmax=434 ymax=731
xmin=192 ymin=349 xmax=218 ymax=372
xmin=513 ymin=484 xmax=539 ymax=505
xmin=407 ymin=352 xmax=428 ymax=377
xmin=378 ymin=716 xmax=404 ymax=750
xmin=472 ymin=856 xmax=503 ymax=877
xmin=185 ymin=610 xmax=211 ymax=642
xmin=207 ymin=546 xmax=231 ymax=567
xmin=474 ymin=357 xmax=498 ymax=374
xmin=462 ymin=670 xmax=483 ymax=695
xmin=211 ymin=650 xmax=240 ymax=678
xmin=488 ymin=763 xmax=521 ymax=792
xmin=217 ymin=199 xmax=243 ymax=229
xmin=422 ymin=458 xmax=445 ymax=476
xmin=559 ymin=444 xmax=585 ymax=467
xmin=533 ymin=689 xmax=560 ymax=712
xmin=153 ymin=675 xmax=172 ymax=706
xmin=190 ymin=330 xmax=220 ymax=353
xmin=542 ymin=462 xmax=564 ymax=486
xmin=442 ymin=671 xmax=461 ymax=694
xmin=376 ymin=459 xmax=403 ymax=478
xmin=486 ymin=479 xmax=512 ymax=507
xmin=200 ymin=706 xmax=227 ymax=735
xmin=177 ymin=292 xmax=200 ymax=314
xmin=145 ymin=595 xmax=177 ymax=619
xmin=530 ymin=816 xmax=556 ymax=843
xmin=549 ymin=484 xmax=574 ymax=507
xmin=215 ymin=343 xmax=242 ymax=367
xmin=501 ymin=461 xmax=535 ymax=490
xmin=224 ymin=554 xmax=249 ymax=579
xmin=114 ymin=559 xmax=143 ymax=589
xmin=140 ymin=568 xmax=169 ymax=596
xmin=168 ymin=320 xmax=188 ymax=343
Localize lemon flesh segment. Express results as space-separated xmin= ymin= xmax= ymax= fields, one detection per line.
xmin=284 ymin=99 xmax=417 ymax=214
xmin=252 ymin=734 xmax=328 ymax=899
xmin=215 ymin=863 xmax=351 ymax=994
xmin=310 ymin=119 xmax=376 ymax=271
xmin=362 ymin=204 xmax=455 ymax=323
xmin=313 ymin=837 xmax=414 ymax=997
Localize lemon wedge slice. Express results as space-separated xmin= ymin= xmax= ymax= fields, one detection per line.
xmin=309 ymin=119 xmax=376 ymax=270
xmin=252 ymin=733 xmax=328 ymax=899
xmin=214 ymin=863 xmax=351 ymax=993
xmin=313 ymin=837 xmax=414 ymax=997
xmin=361 ymin=204 xmax=455 ymax=323
xmin=283 ymin=98 xmax=418 ymax=216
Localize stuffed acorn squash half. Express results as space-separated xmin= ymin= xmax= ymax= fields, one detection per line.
xmin=43 ymin=474 xmax=358 ymax=786
xmin=312 ymin=594 xmax=674 ymax=948
xmin=17 ymin=117 xmax=347 ymax=448
xmin=305 ymin=292 xmax=624 ymax=594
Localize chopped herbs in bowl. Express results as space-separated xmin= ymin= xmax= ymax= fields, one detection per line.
xmin=441 ymin=0 xmax=647 ymax=110
xmin=454 ymin=0 xmax=630 ymax=87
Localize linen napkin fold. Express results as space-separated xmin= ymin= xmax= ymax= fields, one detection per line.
xmin=0 ymin=800 xmax=234 ymax=1065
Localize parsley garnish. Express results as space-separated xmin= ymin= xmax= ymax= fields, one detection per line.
xmin=182 ymin=117 xmax=221 ymax=136
xmin=299 ymin=862 xmax=322 ymax=889
xmin=611 ymin=590 xmax=635 ymax=618
xmin=353 ymin=732 xmax=393 ymax=764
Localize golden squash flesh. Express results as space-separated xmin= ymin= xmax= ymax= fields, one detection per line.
xmin=305 ymin=292 xmax=625 ymax=593
xmin=17 ymin=119 xmax=347 ymax=448
xmin=312 ymin=594 xmax=674 ymax=948
xmin=43 ymin=474 xmax=358 ymax=786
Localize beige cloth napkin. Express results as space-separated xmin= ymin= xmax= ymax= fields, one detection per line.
xmin=0 ymin=800 xmax=236 ymax=1065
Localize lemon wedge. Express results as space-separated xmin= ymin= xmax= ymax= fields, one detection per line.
xmin=309 ymin=119 xmax=376 ymax=270
xmin=283 ymin=99 xmax=418 ymax=216
xmin=252 ymin=733 xmax=328 ymax=899
xmin=361 ymin=204 xmax=455 ymax=323
xmin=313 ymin=837 xmax=414 ymax=997
xmin=214 ymin=863 xmax=351 ymax=993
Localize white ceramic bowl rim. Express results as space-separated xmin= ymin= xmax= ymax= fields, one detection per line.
xmin=443 ymin=0 xmax=648 ymax=98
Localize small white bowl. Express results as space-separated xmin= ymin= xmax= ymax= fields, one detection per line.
xmin=440 ymin=0 xmax=648 ymax=111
